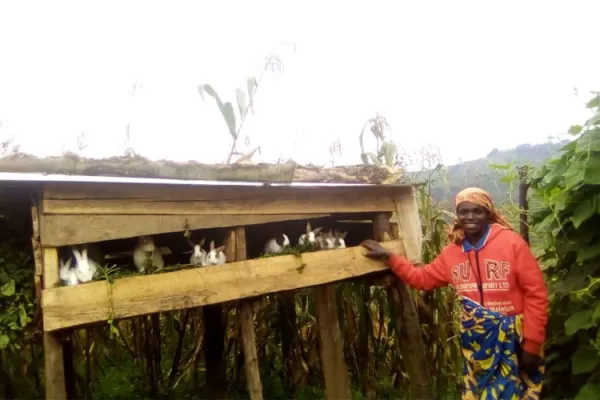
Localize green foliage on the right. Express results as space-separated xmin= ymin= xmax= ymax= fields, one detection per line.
xmin=529 ymin=92 xmax=600 ymax=400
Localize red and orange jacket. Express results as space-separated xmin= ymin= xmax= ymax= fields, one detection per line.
xmin=387 ymin=223 xmax=548 ymax=355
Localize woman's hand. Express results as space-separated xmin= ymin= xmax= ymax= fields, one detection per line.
xmin=519 ymin=350 xmax=542 ymax=376
xmin=361 ymin=240 xmax=392 ymax=261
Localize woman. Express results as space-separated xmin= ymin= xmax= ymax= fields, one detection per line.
xmin=362 ymin=187 xmax=548 ymax=399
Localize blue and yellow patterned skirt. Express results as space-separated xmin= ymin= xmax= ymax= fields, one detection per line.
xmin=459 ymin=295 xmax=544 ymax=400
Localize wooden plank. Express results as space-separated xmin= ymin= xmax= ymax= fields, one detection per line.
xmin=42 ymin=190 xmax=399 ymax=215
xmin=41 ymin=240 xmax=404 ymax=332
xmin=393 ymin=188 xmax=423 ymax=264
xmin=44 ymin=183 xmax=412 ymax=201
xmin=41 ymin=247 xmax=67 ymax=400
xmin=235 ymin=227 xmax=264 ymax=400
xmin=40 ymin=213 xmax=330 ymax=247
xmin=30 ymin=202 xmax=43 ymax=302
xmin=315 ymin=284 xmax=351 ymax=399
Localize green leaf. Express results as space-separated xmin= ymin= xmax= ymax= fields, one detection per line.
xmin=577 ymin=244 xmax=600 ymax=263
xmin=564 ymin=309 xmax=595 ymax=336
xmin=0 ymin=334 xmax=8 ymax=349
xmin=586 ymin=94 xmax=600 ymax=109
xmin=235 ymin=88 xmax=247 ymax=118
xmin=0 ymin=279 xmax=15 ymax=297
xmin=219 ymin=102 xmax=237 ymax=139
xmin=585 ymin=113 xmax=600 ymax=127
xmin=571 ymin=344 xmax=599 ymax=374
xmin=198 ymin=83 xmax=221 ymax=105
xmin=594 ymin=302 xmax=600 ymax=322
xmin=247 ymin=77 xmax=258 ymax=114
xmin=575 ymin=382 xmax=600 ymax=400
xmin=572 ymin=196 xmax=596 ymax=228
xmin=569 ymin=125 xmax=584 ymax=135
xmin=575 ymin=131 xmax=600 ymax=153
xmin=18 ymin=304 xmax=28 ymax=327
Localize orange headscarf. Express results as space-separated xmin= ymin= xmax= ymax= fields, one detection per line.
xmin=448 ymin=187 xmax=514 ymax=244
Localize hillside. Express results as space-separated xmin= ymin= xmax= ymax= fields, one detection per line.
xmin=414 ymin=139 xmax=571 ymax=205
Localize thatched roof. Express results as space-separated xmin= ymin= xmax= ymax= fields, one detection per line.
xmin=0 ymin=153 xmax=406 ymax=185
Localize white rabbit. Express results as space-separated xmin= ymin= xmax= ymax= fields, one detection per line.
xmin=73 ymin=247 xmax=99 ymax=283
xmin=59 ymin=258 xmax=79 ymax=287
xmin=205 ymin=240 xmax=226 ymax=265
xmin=188 ymin=237 xmax=208 ymax=266
xmin=298 ymin=222 xmax=323 ymax=246
xmin=133 ymin=235 xmax=165 ymax=273
xmin=264 ymin=233 xmax=290 ymax=254
xmin=317 ymin=230 xmax=336 ymax=249
xmin=333 ymin=230 xmax=348 ymax=249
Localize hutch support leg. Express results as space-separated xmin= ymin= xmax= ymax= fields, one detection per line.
xmin=235 ymin=227 xmax=264 ymax=400
xmin=315 ymin=284 xmax=351 ymax=400
xmin=203 ymin=230 xmax=233 ymax=398
xmin=42 ymin=247 xmax=67 ymax=400
xmin=387 ymin=190 xmax=434 ymax=399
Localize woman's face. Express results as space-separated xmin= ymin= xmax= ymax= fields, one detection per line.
xmin=456 ymin=201 xmax=490 ymax=237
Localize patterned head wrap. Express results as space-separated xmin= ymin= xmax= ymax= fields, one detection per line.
xmin=448 ymin=187 xmax=514 ymax=244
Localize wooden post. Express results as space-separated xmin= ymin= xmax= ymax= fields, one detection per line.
xmin=518 ymin=165 xmax=530 ymax=245
xmin=315 ymin=284 xmax=351 ymax=400
xmin=203 ymin=231 xmax=232 ymax=398
xmin=235 ymin=227 xmax=264 ymax=400
xmin=42 ymin=247 xmax=67 ymax=400
xmin=388 ymin=190 xmax=434 ymax=400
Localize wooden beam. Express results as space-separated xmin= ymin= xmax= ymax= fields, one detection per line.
xmin=315 ymin=284 xmax=351 ymax=399
xmin=42 ymin=191 xmax=399 ymax=215
xmin=204 ymin=231 xmax=233 ymax=398
xmin=41 ymin=241 xmax=405 ymax=332
xmin=387 ymin=194 xmax=434 ymax=399
xmin=40 ymin=213 xmax=330 ymax=247
xmin=42 ymin=247 xmax=67 ymax=400
xmin=43 ymin=183 xmax=411 ymax=201
xmin=0 ymin=153 xmax=404 ymax=184
xmin=235 ymin=227 xmax=264 ymax=400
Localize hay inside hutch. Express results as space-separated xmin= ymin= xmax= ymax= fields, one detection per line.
xmin=1 ymin=156 xmax=430 ymax=400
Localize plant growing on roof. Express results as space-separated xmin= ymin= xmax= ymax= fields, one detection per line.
xmin=198 ymin=45 xmax=294 ymax=164
xmin=359 ymin=114 xmax=398 ymax=167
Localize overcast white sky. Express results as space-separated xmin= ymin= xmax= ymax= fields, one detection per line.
xmin=0 ymin=0 xmax=599 ymax=168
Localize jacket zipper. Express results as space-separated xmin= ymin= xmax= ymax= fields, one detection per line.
xmin=474 ymin=249 xmax=484 ymax=306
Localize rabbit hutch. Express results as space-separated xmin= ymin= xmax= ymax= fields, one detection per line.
xmin=0 ymin=154 xmax=430 ymax=400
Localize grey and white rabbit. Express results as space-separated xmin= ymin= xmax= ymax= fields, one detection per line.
xmin=133 ymin=235 xmax=165 ymax=273
xmin=264 ymin=233 xmax=290 ymax=254
xmin=59 ymin=258 xmax=79 ymax=287
xmin=72 ymin=247 xmax=99 ymax=283
xmin=298 ymin=222 xmax=323 ymax=246
xmin=317 ymin=230 xmax=336 ymax=249
xmin=333 ymin=230 xmax=348 ymax=249
xmin=187 ymin=237 xmax=208 ymax=266
xmin=205 ymin=240 xmax=226 ymax=265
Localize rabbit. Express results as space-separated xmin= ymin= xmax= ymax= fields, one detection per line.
xmin=264 ymin=233 xmax=290 ymax=254
xmin=59 ymin=258 xmax=79 ymax=287
xmin=205 ymin=240 xmax=226 ymax=265
xmin=133 ymin=235 xmax=165 ymax=273
xmin=72 ymin=247 xmax=99 ymax=283
xmin=317 ymin=230 xmax=336 ymax=249
xmin=187 ymin=237 xmax=208 ymax=266
xmin=333 ymin=230 xmax=348 ymax=249
xmin=298 ymin=222 xmax=323 ymax=246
